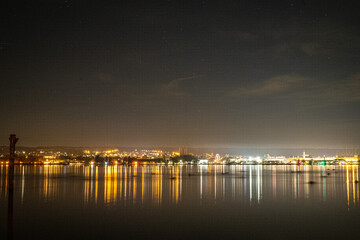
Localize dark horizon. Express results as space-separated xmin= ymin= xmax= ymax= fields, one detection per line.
xmin=1 ymin=1 xmax=360 ymax=148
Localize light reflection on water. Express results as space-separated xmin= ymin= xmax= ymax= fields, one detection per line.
xmin=0 ymin=165 xmax=359 ymax=208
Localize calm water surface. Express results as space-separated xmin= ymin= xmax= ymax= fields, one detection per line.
xmin=1 ymin=165 xmax=360 ymax=239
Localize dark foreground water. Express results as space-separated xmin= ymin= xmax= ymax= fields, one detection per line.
xmin=0 ymin=165 xmax=359 ymax=240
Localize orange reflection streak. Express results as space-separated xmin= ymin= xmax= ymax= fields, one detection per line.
xmin=151 ymin=167 xmax=156 ymax=204
xmin=5 ymin=166 xmax=8 ymax=198
xmin=104 ymin=166 xmax=111 ymax=204
xmin=292 ymin=165 xmax=297 ymax=200
xmin=175 ymin=167 xmax=179 ymax=203
xmin=352 ymin=166 xmax=355 ymax=205
xmin=124 ymin=167 xmax=127 ymax=201
xmin=44 ymin=166 xmax=49 ymax=199
xmin=109 ymin=167 xmax=112 ymax=202
xmin=346 ymin=166 xmax=349 ymax=207
xmin=171 ymin=166 xmax=179 ymax=203
xmin=90 ymin=166 xmax=93 ymax=202
xmin=84 ymin=166 xmax=89 ymax=203
xmin=160 ymin=166 xmax=163 ymax=205
xmin=104 ymin=166 xmax=107 ymax=203
xmin=119 ymin=166 xmax=122 ymax=200
xmin=170 ymin=167 xmax=173 ymax=202
xmin=357 ymin=167 xmax=359 ymax=203
xmin=214 ymin=165 xmax=217 ymax=200
xmin=0 ymin=167 xmax=2 ymax=198
xmin=141 ymin=168 xmax=144 ymax=203
xmin=304 ymin=166 xmax=309 ymax=199
xmin=113 ymin=166 xmax=118 ymax=203
xmin=179 ymin=166 xmax=182 ymax=201
xmin=129 ymin=167 xmax=132 ymax=202
xmin=0 ymin=167 xmax=3 ymax=198
xmin=152 ymin=166 xmax=160 ymax=206
xmin=171 ymin=167 xmax=174 ymax=202
xmin=105 ymin=166 xmax=116 ymax=203
xmin=133 ymin=166 xmax=137 ymax=202
xmin=95 ymin=167 xmax=98 ymax=203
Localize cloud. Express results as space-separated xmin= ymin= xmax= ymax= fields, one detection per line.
xmin=270 ymin=41 xmax=328 ymax=57
xmin=344 ymin=74 xmax=360 ymax=102
xmin=300 ymin=43 xmax=322 ymax=56
xmin=98 ymin=73 xmax=115 ymax=84
xmin=258 ymin=22 xmax=360 ymax=58
xmin=230 ymin=73 xmax=360 ymax=109
xmin=305 ymin=74 xmax=360 ymax=104
xmin=161 ymin=75 xmax=199 ymax=97
xmin=230 ymin=75 xmax=309 ymax=97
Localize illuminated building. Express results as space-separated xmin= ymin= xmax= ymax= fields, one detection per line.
xmin=215 ymin=154 xmax=221 ymax=162
xmin=179 ymin=147 xmax=188 ymax=156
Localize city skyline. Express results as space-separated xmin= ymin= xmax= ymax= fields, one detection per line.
xmin=0 ymin=144 xmax=358 ymax=158
xmin=1 ymin=1 xmax=360 ymax=148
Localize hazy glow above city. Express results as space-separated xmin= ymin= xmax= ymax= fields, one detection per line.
xmin=1 ymin=1 xmax=360 ymax=149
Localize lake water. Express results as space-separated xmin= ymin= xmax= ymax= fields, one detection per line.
xmin=0 ymin=165 xmax=359 ymax=239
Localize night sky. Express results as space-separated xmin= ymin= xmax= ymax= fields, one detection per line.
xmin=1 ymin=0 xmax=360 ymax=149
